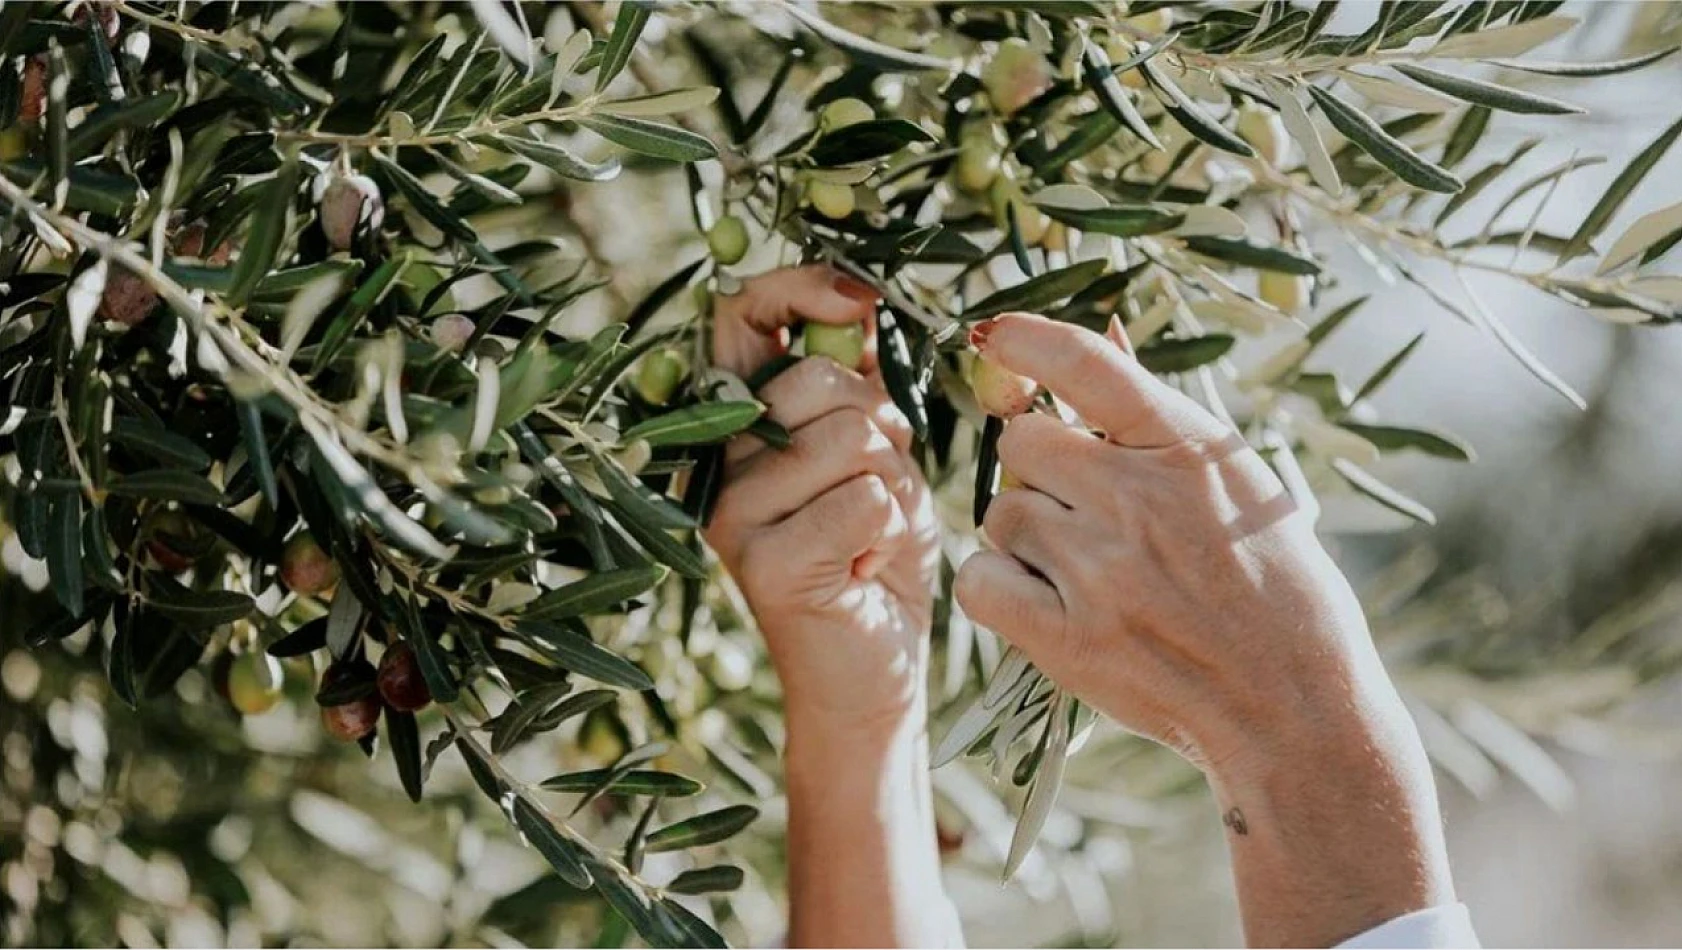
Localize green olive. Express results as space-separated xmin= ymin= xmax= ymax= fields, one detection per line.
xmin=634 ymin=347 xmax=690 ymax=406
xmin=805 ymin=323 xmax=867 ymax=371
xmin=956 ymin=126 xmax=1002 ymax=193
xmin=706 ymin=214 xmax=750 ymax=265
xmin=227 ymin=652 xmax=284 ymax=715
xmin=280 ymin=532 xmax=339 ymax=596
xmin=0 ymin=127 xmax=30 ymax=162
xmin=986 ymin=176 xmax=1049 ymax=245
xmin=970 ymin=354 xmax=1038 ymax=417
xmin=820 ymin=97 xmax=875 ymax=131
xmin=1235 ymin=105 xmax=1287 ymax=166
xmin=1259 ymin=271 xmax=1311 ymax=314
xmin=981 ymin=39 xmax=1052 ymax=116
xmin=807 ymin=180 xmax=857 ymax=220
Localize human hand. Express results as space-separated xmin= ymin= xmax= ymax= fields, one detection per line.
xmin=704 ymin=266 xmax=940 ymax=732
xmin=954 ymin=312 xmax=1453 ymax=946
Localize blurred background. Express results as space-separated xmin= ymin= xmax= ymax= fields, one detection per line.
xmin=5 ymin=1 xmax=1682 ymax=947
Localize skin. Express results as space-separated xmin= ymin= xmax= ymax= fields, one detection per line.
xmin=706 ymin=269 xmax=1455 ymax=948
xmin=706 ymin=266 xmax=958 ymax=947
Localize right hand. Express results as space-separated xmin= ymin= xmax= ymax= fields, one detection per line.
xmin=953 ymin=312 xmax=1454 ymax=947
xmin=955 ymin=311 xmax=1397 ymax=773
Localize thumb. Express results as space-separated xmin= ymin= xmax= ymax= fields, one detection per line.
xmin=954 ymin=550 xmax=1065 ymax=658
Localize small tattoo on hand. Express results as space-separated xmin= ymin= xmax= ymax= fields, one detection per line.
xmin=1223 ymin=807 xmax=1248 ymax=836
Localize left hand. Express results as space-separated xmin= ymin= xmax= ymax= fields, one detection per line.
xmin=704 ymin=266 xmax=940 ymax=730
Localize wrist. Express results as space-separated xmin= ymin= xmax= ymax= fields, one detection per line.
xmin=784 ymin=694 xmax=924 ymax=766
xmin=1204 ymin=674 xmax=1457 ymax=946
xmin=1196 ymin=638 xmax=1419 ymax=785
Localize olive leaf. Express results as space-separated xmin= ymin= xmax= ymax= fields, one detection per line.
xmin=1036 ymin=204 xmax=1184 ymax=238
xmin=643 ymin=804 xmax=759 ymax=853
xmin=1560 ymin=116 xmax=1682 ymax=261
xmin=579 ymin=115 xmax=719 ymax=162
xmin=516 ymin=620 xmax=655 ymax=691
xmin=596 ymin=0 xmax=653 ymax=92
xmin=512 ymin=798 xmax=593 ymax=889
xmin=541 ymin=769 xmax=703 ymax=798
xmin=1488 ymin=47 xmax=1679 ymax=78
xmin=665 ymin=865 xmax=744 ymax=895
xmin=1340 ymin=423 xmax=1474 ymax=462
xmin=782 ymin=3 xmax=950 ymax=72
xmin=1331 ymin=458 xmax=1437 ymax=525
xmin=1138 ymin=58 xmax=1254 ymax=157
xmin=961 ymin=259 xmax=1109 ymax=320
xmin=522 ymin=566 xmax=668 ymax=620
xmin=1390 ymin=63 xmax=1584 ymax=115
xmin=1136 ymin=334 xmax=1236 ymax=373
xmin=1307 ymin=85 xmax=1463 ymax=193
xmin=620 ymin=402 xmax=764 ymax=447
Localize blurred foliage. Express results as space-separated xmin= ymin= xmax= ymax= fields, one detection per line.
xmin=3 ymin=0 xmax=1682 ymax=945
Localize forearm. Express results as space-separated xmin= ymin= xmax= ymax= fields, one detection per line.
xmin=1207 ymin=674 xmax=1455 ymax=948
xmin=783 ymin=705 xmax=964 ymax=948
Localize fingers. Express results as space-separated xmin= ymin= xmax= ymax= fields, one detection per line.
xmin=996 ymin=412 xmax=1109 ymax=506
xmin=981 ymin=488 xmax=1076 ymax=583
xmin=732 ymin=356 xmax=912 ymax=463
xmin=737 ymin=265 xmax=881 ymax=328
xmin=954 ymin=550 xmax=1064 ymax=653
xmin=756 ymin=474 xmax=904 ymax=582
xmin=972 ymin=312 xmax=1227 ymax=449
xmin=712 ymin=407 xmax=911 ymax=531
xmin=711 ymin=265 xmax=880 ymax=377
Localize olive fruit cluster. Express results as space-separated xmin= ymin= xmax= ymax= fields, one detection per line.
xmin=317 ymin=642 xmax=433 ymax=743
xmin=801 ymin=97 xmax=878 ymax=220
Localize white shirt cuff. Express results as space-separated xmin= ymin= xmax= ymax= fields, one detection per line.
xmin=1336 ymin=904 xmax=1479 ymax=949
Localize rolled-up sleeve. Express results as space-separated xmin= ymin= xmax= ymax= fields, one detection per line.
xmin=1336 ymin=904 xmax=1479 ymax=949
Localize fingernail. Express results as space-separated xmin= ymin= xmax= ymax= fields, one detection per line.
xmin=831 ymin=273 xmax=880 ymax=302
xmin=969 ymin=317 xmax=1001 ymax=351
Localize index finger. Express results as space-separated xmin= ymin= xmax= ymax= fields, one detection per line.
xmin=970 ymin=312 xmax=1226 ymax=448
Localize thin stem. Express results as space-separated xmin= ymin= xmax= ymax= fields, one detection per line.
xmin=51 ymin=382 xmax=99 ymax=503
xmin=274 ymin=100 xmax=592 ymax=149
xmin=113 ymin=0 xmax=254 ymax=50
xmin=1109 ymin=19 xmax=1438 ymax=79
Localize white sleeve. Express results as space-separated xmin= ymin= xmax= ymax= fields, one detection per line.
xmin=1336 ymin=904 xmax=1480 ymax=949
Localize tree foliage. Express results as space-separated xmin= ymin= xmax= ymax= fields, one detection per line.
xmin=2 ymin=1 xmax=1680 ymax=944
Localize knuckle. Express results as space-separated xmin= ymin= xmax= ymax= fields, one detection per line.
xmin=1065 ymin=542 xmax=1111 ymax=595
xmin=873 ymin=399 xmax=914 ymax=447
xmin=952 ymin=557 xmax=990 ymax=612
xmin=798 ymin=353 xmax=846 ymax=390
xmin=845 ymin=472 xmax=893 ymax=510
xmin=997 ymin=413 xmax=1055 ymax=464
xmin=982 ymin=490 xmax=1031 ymax=541
xmin=828 ymin=406 xmax=877 ymax=449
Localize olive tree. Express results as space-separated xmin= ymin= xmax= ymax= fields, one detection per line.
xmin=2 ymin=1 xmax=1680 ymax=945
